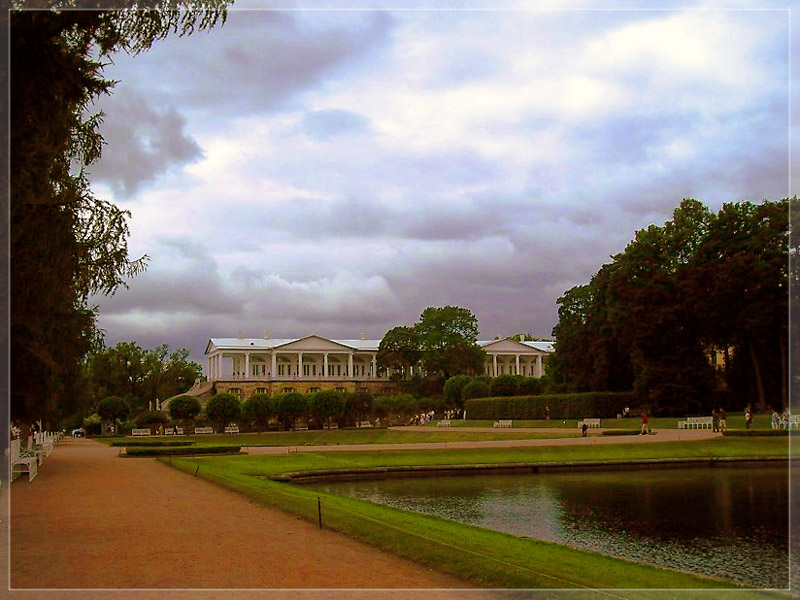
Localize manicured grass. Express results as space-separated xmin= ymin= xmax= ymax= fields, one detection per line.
xmin=95 ymin=427 xmax=579 ymax=449
xmin=164 ymin=436 xmax=791 ymax=589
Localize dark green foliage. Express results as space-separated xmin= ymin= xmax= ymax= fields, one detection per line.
xmin=518 ymin=377 xmax=543 ymax=396
xmin=443 ymin=374 xmax=472 ymax=407
xmin=168 ymin=395 xmax=202 ymax=424
xmin=462 ymin=379 xmax=491 ymax=401
xmin=97 ymin=395 xmax=130 ymax=422
xmin=125 ymin=446 xmax=241 ymax=457
xmin=464 ymin=392 xmax=634 ymax=420
xmin=490 ymin=374 xmax=521 ymax=397
xmin=548 ymin=198 xmax=789 ymax=413
xmin=110 ymin=440 xmax=194 ymax=447
xmin=310 ymin=390 xmax=345 ymax=428
xmin=722 ymin=430 xmax=789 ymax=437
xmin=205 ymin=393 xmax=241 ymax=431
xmin=242 ymin=393 xmax=274 ymax=431
xmin=373 ymin=394 xmax=419 ymax=424
xmin=345 ymin=391 xmax=374 ymax=425
xmin=376 ymin=326 xmax=421 ymax=380
xmin=135 ymin=410 xmax=169 ymax=427
xmin=10 ymin=4 xmax=229 ymax=430
xmin=274 ymin=393 xmax=309 ymax=430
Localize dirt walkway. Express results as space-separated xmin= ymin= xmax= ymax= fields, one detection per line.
xmin=246 ymin=427 xmax=719 ymax=454
xmin=8 ymin=438 xmax=480 ymax=595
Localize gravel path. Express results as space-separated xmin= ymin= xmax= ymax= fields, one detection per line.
xmin=8 ymin=438 xmax=472 ymax=594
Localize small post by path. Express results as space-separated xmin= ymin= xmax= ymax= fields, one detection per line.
xmin=318 ymin=497 xmax=322 ymax=529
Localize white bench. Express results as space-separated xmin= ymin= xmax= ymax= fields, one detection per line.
xmin=493 ymin=420 xmax=512 ymax=428
xmin=132 ymin=428 xmax=151 ymax=436
xmin=790 ymin=415 xmax=800 ymax=429
xmin=356 ymin=421 xmax=373 ymax=428
xmin=578 ymin=418 xmax=601 ymax=429
xmin=323 ymin=423 xmax=339 ymax=430
xmin=194 ymin=427 xmax=214 ymax=435
xmin=679 ymin=416 xmax=713 ymax=429
xmin=437 ymin=420 xmax=451 ymax=427
xmin=295 ymin=425 xmax=308 ymax=431
xmin=11 ymin=439 xmax=38 ymax=482
xmin=224 ymin=426 xmax=240 ymax=434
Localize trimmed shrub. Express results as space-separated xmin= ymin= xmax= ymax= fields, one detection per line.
xmin=310 ymin=390 xmax=345 ymax=428
xmin=125 ymin=446 xmax=241 ymax=457
xmin=345 ymin=390 xmax=373 ymax=425
xmin=490 ymin=374 xmax=521 ymax=397
xmin=205 ymin=393 xmax=242 ymax=431
xmin=275 ymin=392 xmax=309 ymax=430
xmin=464 ymin=391 xmax=635 ymax=420
xmin=135 ymin=410 xmax=170 ymax=428
xmin=518 ymin=377 xmax=543 ymax=396
xmin=111 ymin=440 xmax=195 ymax=447
xmin=169 ymin=395 xmax=202 ymax=425
xmin=443 ymin=374 xmax=472 ymax=407
xmin=243 ymin=393 xmax=274 ymax=431
xmin=462 ymin=379 xmax=491 ymax=400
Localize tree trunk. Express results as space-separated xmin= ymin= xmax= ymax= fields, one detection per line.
xmin=747 ymin=334 xmax=767 ymax=412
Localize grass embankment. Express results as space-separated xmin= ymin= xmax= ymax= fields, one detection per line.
xmin=165 ymin=437 xmax=791 ymax=589
xmin=96 ymin=427 xmax=579 ymax=449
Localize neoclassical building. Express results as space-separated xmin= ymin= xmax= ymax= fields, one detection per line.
xmin=196 ymin=334 xmax=553 ymax=399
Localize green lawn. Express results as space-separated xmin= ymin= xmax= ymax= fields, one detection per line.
xmin=163 ymin=436 xmax=791 ymax=590
xmin=96 ymin=427 xmax=580 ymax=448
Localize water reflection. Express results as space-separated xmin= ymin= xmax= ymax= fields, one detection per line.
xmin=311 ymin=466 xmax=793 ymax=588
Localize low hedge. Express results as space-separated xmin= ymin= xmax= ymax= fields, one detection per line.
xmin=601 ymin=429 xmax=644 ymax=436
xmin=464 ymin=391 xmax=634 ymax=420
xmin=722 ymin=430 xmax=789 ymax=437
xmin=124 ymin=446 xmax=241 ymax=457
xmin=111 ymin=440 xmax=196 ymax=447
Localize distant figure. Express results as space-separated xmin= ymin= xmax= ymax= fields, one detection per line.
xmin=718 ymin=407 xmax=727 ymax=432
xmin=581 ymin=422 xmax=588 ymax=437
xmin=771 ymin=410 xmax=780 ymax=430
xmin=745 ymin=405 xmax=753 ymax=429
xmin=545 ymin=406 xmax=550 ymax=420
xmin=782 ymin=407 xmax=791 ymax=430
xmin=640 ymin=413 xmax=650 ymax=435
xmin=712 ymin=408 xmax=720 ymax=433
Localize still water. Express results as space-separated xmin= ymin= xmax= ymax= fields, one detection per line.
xmin=311 ymin=466 xmax=794 ymax=587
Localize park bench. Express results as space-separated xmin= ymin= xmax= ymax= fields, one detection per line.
xmin=437 ymin=419 xmax=451 ymax=427
xmin=678 ymin=416 xmax=713 ymax=430
xmin=323 ymin=423 xmax=338 ymax=430
xmin=356 ymin=421 xmax=373 ymax=428
xmin=132 ymin=428 xmax=151 ymax=436
xmin=577 ymin=418 xmax=601 ymax=429
xmin=224 ymin=425 xmax=240 ymax=434
xmin=790 ymin=415 xmax=800 ymax=429
xmin=194 ymin=427 xmax=214 ymax=435
xmin=164 ymin=427 xmax=184 ymax=435
xmin=11 ymin=439 xmax=38 ymax=482
xmin=493 ymin=420 xmax=512 ymax=428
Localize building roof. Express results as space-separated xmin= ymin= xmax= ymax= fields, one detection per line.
xmin=207 ymin=335 xmax=554 ymax=355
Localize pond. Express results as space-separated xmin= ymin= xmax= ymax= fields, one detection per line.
xmin=310 ymin=465 xmax=795 ymax=588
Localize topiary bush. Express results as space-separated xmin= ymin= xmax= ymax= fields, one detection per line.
xmin=205 ymin=393 xmax=242 ymax=432
xmin=462 ymin=379 xmax=491 ymax=401
xmin=242 ymin=393 xmax=274 ymax=432
xmin=310 ymin=390 xmax=345 ymax=428
xmin=169 ymin=395 xmax=202 ymax=428
xmin=464 ymin=391 xmax=634 ymax=420
xmin=443 ymin=374 xmax=472 ymax=407
xmin=490 ymin=374 xmax=521 ymax=397
xmin=274 ymin=392 xmax=309 ymax=430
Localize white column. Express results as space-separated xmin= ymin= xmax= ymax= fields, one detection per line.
xmin=271 ymin=352 xmax=277 ymax=379
xmin=492 ymin=354 xmax=497 ymax=377
xmin=324 ymin=353 xmax=329 ymax=378
xmin=536 ymin=354 xmax=543 ymax=377
xmin=371 ymin=354 xmax=377 ymax=378
xmin=298 ymin=352 xmax=303 ymax=378
xmin=245 ymin=352 xmax=250 ymax=379
xmin=515 ymin=354 xmax=520 ymax=375
xmin=348 ymin=353 xmax=353 ymax=378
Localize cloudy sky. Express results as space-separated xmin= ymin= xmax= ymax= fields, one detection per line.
xmin=86 ymin=0 xmax=794 ymax=365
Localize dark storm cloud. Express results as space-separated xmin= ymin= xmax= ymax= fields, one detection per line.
xmin=87 ymin=90 xmax=203 ymax=197
xmin=109 ymin=10 xmax=395 ymax=117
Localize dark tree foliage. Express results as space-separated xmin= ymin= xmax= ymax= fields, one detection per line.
xmin=168 ymin=394 xmax=201 ymax=425
xmin=242 ymin=393 xmax=274 ymax=432
xmin=87 ymin=342 xmax=201 ymax=415
xmin=549 ymin=198 xmax=789 ymax=415
xmin=204 ymin=392 xmax=241 ymax=432
xmin=96 ymin=395 xmax=130 ymax=433
xmin=310 ymin=390 xmax=345 ymax=428
xmin=345 ymin=390 xmax=374 ymax=425
xmin=376 ymin=326 xmax=421 ymax=380
xmin=274 ymin=393 xmax=309 ymax=430
xmin=10 ymin=1 xmax=229 ymax=430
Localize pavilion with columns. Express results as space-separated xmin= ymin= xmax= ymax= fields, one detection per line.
xmin=204 ymin=334 xmax=553 ymax=393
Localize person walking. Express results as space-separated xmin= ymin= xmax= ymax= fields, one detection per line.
xmin=745 ymin=405 xmax=753 ymax=429
xmin=640 ymin=413 xmax=650 ymax=435
xmin=718 ymin=407 xmax=727 ymax=433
